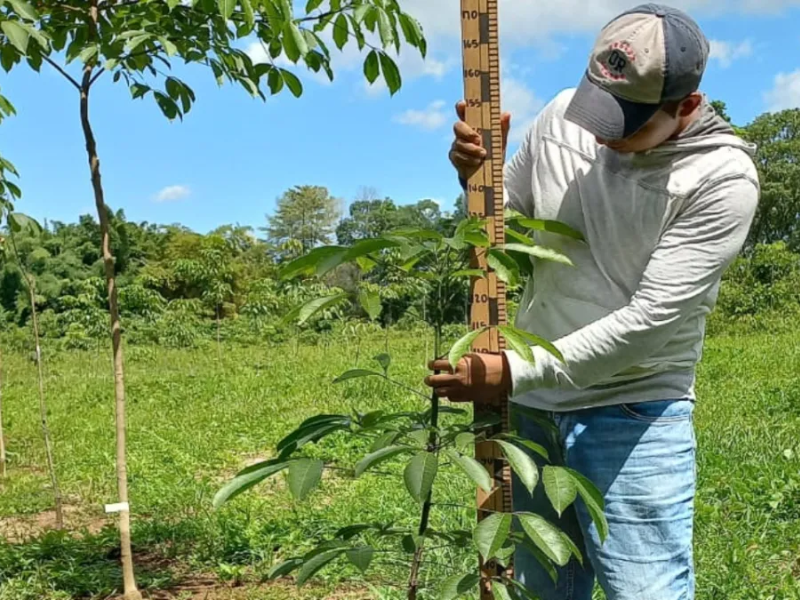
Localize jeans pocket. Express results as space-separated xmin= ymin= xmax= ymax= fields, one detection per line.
xmin=619 ymin=399 xmax=695 ymax=424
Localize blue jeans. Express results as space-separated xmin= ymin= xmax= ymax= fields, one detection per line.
xmin=512 ymin=399 xmax=696 ymax=600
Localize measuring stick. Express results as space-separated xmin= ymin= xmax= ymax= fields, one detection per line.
xmin=460 ymin=0 xmax=513 ymax=596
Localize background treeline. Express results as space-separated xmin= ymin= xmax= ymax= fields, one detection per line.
xmin=2 ymin=103 xmax=799 ymax=349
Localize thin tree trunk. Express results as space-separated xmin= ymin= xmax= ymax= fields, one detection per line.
xmin=80 ymin=5 xmax=141 ymax=594
xmin=408 ymin=326 xmax=442 ymax=600
xmin=28 ymin=286 xmax=63 ymax=528
xmin=0 ymin=345 xmax=7 ymax=478
xmin=9 ymin=233 xmax=63 ymax=523
xmin=216 ymin=305 xmax=221 ymax=362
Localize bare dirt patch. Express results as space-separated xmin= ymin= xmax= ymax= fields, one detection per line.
xmin=0 ymin=504 xmax=108 ymax=543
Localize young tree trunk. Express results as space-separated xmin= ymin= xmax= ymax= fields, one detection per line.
xmin=80 ymin=49 xmax=142 ymax=599
xmin=216 ymin=305 xmax=221 ymax=362
xmin=28 ymin=286 xmax=63 ymax=528
xmin=407 ymin=326 xmax=442 ymax=600
xmin=0 ymin=346 xmax=7 ymax=478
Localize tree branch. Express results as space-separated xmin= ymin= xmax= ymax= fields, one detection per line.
xmin=41 ymin=56 xmax=81 ymax=91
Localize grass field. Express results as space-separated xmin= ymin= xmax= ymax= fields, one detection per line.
xmin=0 ymin=328 xmax=798 ymax=599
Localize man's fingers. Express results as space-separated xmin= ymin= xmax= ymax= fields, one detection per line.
xmin=453 ymin=140 xmax=486 ymax=157
xmin=428 ymin=359 xmax=453 ymax=372
xmin=424 ymin=374 xmax=460 ymax=388
xmin=450 ymin=150 xmax=484 ymax=169
xmin=455 ymin=100 xmax=466 ymax=122
xmin=454 ymin=121 xmax=481 ymax=143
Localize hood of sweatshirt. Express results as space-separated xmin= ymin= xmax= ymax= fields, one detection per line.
xmin=646 ymin=96 xmax=757 ymax=157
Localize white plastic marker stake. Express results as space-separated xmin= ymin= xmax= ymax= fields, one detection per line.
xmin=105 ymin=502 xmax=130 ymax=514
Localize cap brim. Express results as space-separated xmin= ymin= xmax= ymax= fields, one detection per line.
xmin=565 ymin=74 xmax=661 ymax=141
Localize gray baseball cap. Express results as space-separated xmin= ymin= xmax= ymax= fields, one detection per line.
xmin=565 ymin=4 xmax=710 ymax=141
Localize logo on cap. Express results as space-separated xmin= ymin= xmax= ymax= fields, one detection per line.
xmin=599 ymin=41 xmax=636 ymax=81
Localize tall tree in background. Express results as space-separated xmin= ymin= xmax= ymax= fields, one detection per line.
xmin=711 ymin=99 xmax=733 ymax=123
xmin=742 ymin=109 xmax=800 ymax=252
xmin=267 ymin=185 xmax=341 ymax=253
xmin=0 ymin=1 xmax=426 ymax=597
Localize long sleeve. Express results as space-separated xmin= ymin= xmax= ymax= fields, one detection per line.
xmin=505 ymin=175 xmax=760 ymax=395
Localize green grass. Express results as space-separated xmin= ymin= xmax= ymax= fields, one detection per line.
xmin=0 ymin=329 xmax=798 ymax=599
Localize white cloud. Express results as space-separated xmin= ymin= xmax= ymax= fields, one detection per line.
xmin=155 ymin=185 xmax=191 ymax=202
xmin=502 ymin=77 xmax=545 ymax=144
xmin=402 ymin=0 xmax=800 ymax=46
xmin=709 ymin=39 xmax=753 ymax=68
xmin=764 ymin=69 xmax=800 ymax=112
xmin=393 ymin=100 xmax=448 ymax=130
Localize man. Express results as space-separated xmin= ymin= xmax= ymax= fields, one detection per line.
xmin=425 ymin=4 xmax=760 ymax=600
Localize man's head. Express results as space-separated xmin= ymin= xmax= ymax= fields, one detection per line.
xmin=565 ymin=3 xmax=710 ymax=153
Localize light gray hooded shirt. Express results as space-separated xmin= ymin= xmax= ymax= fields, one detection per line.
xmin=501 ymin=89 xmax=760 ymax=411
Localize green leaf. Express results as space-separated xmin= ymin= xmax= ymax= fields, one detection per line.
xmin=451 ymin=269 xmax=485 ymax=278
xmin=559 ymin=531 xmax=584 ymax=566
xmin=154 ymin=91 xmax=180 ymax=121
xmin=130 ymin=83 xmax=151 ymax=100
xmin=445 ymin=449 xmax=492 ymax=493
xmin=125 ymin=32 xmax=152 ymax=53
xmin=283 ymin=21 xmax=308 ymax=63
xmin=333 ymin=13 xmax=349 ymax=50
xmin=346 ymin=546 xmax=374 ymax=573
xmin=439 ymin=573 xmax=481 ymax=600
xmin=306 ymin=0 xmax=324 ymax=11
xmin=335 ymin=524 xmax=374 ymax=540
xmin=8 ymin=213 xmax=41 ymax=235
xmin=376 ymin=8 xmax=394 ymax=47
xmin=334 ymin=369 xmax=383 ymax=384
xmin=355 ymin=445 xmax=414 ymax=477
xmin=543 ymin=466 xmax=578 ymax=517
xmin=218 ymin=0 xmax=236 ymax=19
xmin=487 ymin=249 xmax=520 ymax=287
xmin=473 ymin=512 xmax=512 ymax=561
xmin=492 ymin=582 xmax=513 ymax=600
xmin=498 ymin=325 xmax=535 ymax=364
xmin=283 ymin=293 xmax=348 ymax=326
xmin=359 ymin=288 xmax=382 ymax=322
xmin=448 ymin=327 xmax=485 ymax=369
xmin=374 ymin=353 xmax=391 ymax=373
xmin=505 ymin=243 xmax=573 ymax=266
xmin=455 ymin=432 xmax=475 ymax=451
xmin=515 ymin=537 xmax=559 ymax=584
xmin=288 ymin=459 xmax=324 ymax=501
xmin=514 ymin=217 xmax=585 ymax=241
xmin=296 ymin=549 xmax=344 ymax=586
xmin=280 ymin=245 xmax=345 ymax=279
xmin=267 ymin=558 xmax=303 ymax=580
xmin=403 ymin=452 xmax=438 ymax=503
xmin=276 ymin=416 xmax=349 ymax=455
xmin=8 ymin=0 xmax=38 ymax=21
xmin=565 ymin=468 xmax=609 ymax=542
xmin=363 ymin=50 xmax=379 ymax=84
xmin=500 ymin=325 xmax=563 ymax=363
xmin=517 ymin=513 xmax=572 ymax=567
xmin=398 ymin=13 xmax=421 ymax=47
xmin=353 ymin=4 xmax=371 ymax=23
xmin=0 ymin=94 xmax=16 ymax=118
xmin=507 ymin=577 xmax=546 ymax=599
xmin=497 ymin=434 xmax=549 ymax=461
xmin=241 ymin=0 xmax=255 ymax=33
xmin=281 ymin=68 xmax=303 ymax=98
xmin=496 ymin=440 xmax=539 ymax=495
xmin=213 ymin=460 xmax=289 ymax=508
xmin=379 ymin=52 xmax=401 ymax=95
xmin=1 ymin=21 xmax=29 ymax=55
xmin=370 ymin=431 xmax=400 ymax=452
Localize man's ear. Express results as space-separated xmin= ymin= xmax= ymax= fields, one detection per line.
xmin=679 ymin=93 xmax=703 ymax=118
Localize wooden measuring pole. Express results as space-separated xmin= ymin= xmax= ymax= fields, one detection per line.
xmin=460 ymin=0 xmax=513 ymax=596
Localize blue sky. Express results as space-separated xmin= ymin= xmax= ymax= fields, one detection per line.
xmin=2 ymin=0 xmax=800 ymax=234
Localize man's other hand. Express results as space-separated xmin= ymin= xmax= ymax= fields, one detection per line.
xmin=449 ymin=101 xmax=511 ymax=182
